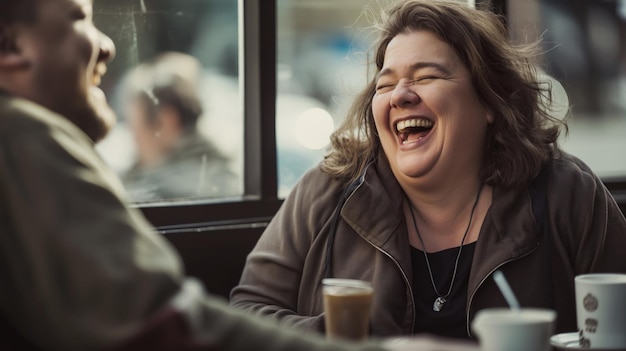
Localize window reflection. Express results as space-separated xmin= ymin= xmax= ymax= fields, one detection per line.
xmin=93 ymin=0 xmax=242 ymax=203
xmin=119 ymin=52 xmax=239 ymax=201
xmin=276 ymin=0 xmax=384 ymax=197
xmin=509 ymin=0 xmax=626 ymax=178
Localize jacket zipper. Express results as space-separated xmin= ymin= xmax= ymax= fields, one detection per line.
xmin=344 ymin=160 xmax=416 ymax=334
xmin=372 ymin=245 xmax=416 ymax=334
xmin=465 ymin=243 xmax=539 ymax=337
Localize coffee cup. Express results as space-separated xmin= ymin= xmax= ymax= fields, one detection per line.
xmin=575 ymin=273 xmax=626 ymax=349
xmin=322 ymin=278 xmax=373 ymax=341
xmin=471 ymin=308 xmax=556 ymax=351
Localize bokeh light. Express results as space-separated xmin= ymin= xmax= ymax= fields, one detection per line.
xmin=295 ymin=108 xmax=334 ymax=150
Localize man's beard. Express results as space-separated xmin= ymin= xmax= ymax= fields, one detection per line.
xmin=58 ymin=98 xmax=117 ymax=143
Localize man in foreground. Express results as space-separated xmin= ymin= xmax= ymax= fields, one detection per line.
xmin=0 ymin=0 xmax=478 ymax=350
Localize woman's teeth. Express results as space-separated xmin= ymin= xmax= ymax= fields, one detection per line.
xmin=396 ymin=118 xmax=433 ymax=132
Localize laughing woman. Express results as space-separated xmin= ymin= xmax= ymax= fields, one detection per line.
xmin=230 ymin=0 xmax=626 ymax=340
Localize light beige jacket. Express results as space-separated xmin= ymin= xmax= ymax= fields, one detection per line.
xmin=0 ymin=93 xmax=385 ymax=351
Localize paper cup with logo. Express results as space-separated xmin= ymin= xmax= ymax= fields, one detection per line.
xmin=575 ymin=273 xmax=626 ymax=349
xmin=322 ymin=278 xmax=373 ymax=341
xmin=471 ymin=308 xmax=556 ymax=351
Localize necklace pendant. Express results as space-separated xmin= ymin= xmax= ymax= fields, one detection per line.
xmin=433 ymin=297 xmax=446 ymax=312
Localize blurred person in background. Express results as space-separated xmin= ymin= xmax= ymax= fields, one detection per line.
xmin=121 ymin=52 xmax=239 ymax=202
xmin=230 ymin=0 xmax=626 ymax=341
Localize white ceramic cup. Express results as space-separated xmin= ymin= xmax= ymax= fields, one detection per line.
xmin=575 ymin=273 xmax=626 ymax=349
xmin=322 ymin=278 xmax=373 ymax=341
xmin=471 ymin=308 xmax=556 ymax=351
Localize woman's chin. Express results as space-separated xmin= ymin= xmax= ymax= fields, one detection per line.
xmin=394 ymin=162 xmax=430 ymax=181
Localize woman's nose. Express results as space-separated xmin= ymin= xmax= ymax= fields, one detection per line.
xmin=98 ymin=32 xmax=116 ymax=62
xmin=390 ymin=81 xmax=420 ymax=108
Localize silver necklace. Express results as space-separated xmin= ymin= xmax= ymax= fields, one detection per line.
xmin=406 ymin=185 xmax=483 ymax=312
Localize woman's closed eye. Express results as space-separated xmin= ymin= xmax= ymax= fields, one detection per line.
xmin=376 ymin=75 xmax=440 ymax=92
xmin=415 ymin=75 xmax=439 ymax=83
xmin=375 ymin=81 xmax=396 ymax=93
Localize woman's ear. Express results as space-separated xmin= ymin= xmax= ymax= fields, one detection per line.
xmin=485 ymin=109 xmax=495 ymax=124
xmin=0 ymin=24 xmax=28 ymax=69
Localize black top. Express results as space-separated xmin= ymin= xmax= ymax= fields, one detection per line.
xmin=411 ymin=242 xmax=476 ymax=339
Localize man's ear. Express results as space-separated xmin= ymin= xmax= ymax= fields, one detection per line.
xmin=158 ymin=105 xmax=183 ymax=134
xmin=0 ymin=24 xmax=28 ymax=69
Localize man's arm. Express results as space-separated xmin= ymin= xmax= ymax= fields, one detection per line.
xmin=0 ymin=105 xmax=184 ymax=350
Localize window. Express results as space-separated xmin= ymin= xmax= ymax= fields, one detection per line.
xmin=94 ymin=0 xmax=626 ymax=230
xmin=95 ymin=0 xmax=244 ymax=204
xmin=506 ymin=0 xmax=626 ymax=210
xmin=275 ymin=0 xmax=376 ymax=197
xmin=507 ymin=0 xmax=626 ymax=178
xmin=95 ymin=0 xmax=282 ymax=227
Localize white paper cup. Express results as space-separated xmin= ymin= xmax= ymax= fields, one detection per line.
xmin=322 ymin=278 xmax=373 ymax=341
xmin=575 ymin=273 xmax=626 ymax=349
xmin=471 ymin=308 xmax=556 ymax=351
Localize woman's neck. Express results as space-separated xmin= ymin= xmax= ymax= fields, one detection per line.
xmin=403 ymin=182 xmax=492 ymax=252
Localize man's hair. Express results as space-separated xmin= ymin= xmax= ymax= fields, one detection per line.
xmin=139 ymin=77 xmax=203 ymax=131
xmin=321 ymin=0 xmax=567 ymax=188
xmin=126 ymin=52 xmax=204 ymax=131
xmin=0 ymin=0 xmax=38 ymax=25
xmin=0 ymin=0 xmax=38 ymax=53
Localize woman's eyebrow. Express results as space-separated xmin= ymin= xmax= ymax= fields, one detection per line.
xmin=377 ymin=62 xmax=452 ymax=80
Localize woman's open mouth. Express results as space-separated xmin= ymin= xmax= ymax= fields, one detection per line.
xmin=396 ymin=117 xmax=433 ymax=144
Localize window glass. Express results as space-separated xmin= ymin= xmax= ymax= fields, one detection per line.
xmin=94 ymin=0 xmax=243 ymax=203
xmin=95 ymin=0 xmax=624 ymax=203
xmin=276 ymin=0 xmax=395 ymax=197
xmin=508 ymin=0 xmax=626 ymax=178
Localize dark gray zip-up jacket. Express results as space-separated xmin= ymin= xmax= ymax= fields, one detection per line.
xmin=230 ymin=152 xmax=626 ymax=338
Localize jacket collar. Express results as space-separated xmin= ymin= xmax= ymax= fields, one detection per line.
xmin=340 ymin=155 xmax=414 ymax=276
xmin=468 ymin=183 xmax=542 ymax=296
xmin=340 ymin=154 xmax=541 ymax=292
xmin=341 ymin=155 xmax=406 ymax=247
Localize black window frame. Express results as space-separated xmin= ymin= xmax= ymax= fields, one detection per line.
xmin=139 ymin=0 xmax=282 ymax=230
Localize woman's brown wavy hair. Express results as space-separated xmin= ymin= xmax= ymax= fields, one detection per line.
xmin=321 ymin=0 xmax=567 ymax=188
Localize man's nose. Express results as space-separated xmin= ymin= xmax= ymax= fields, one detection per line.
xmin=98 ymin=32 xmax=116 ymax=62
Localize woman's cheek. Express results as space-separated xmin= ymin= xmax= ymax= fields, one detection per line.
xmin=371 ymin=95 xmax=388 ymax=124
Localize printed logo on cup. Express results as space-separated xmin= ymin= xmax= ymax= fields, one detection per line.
xmin=583 ymin=293 xmax=598 ymax=313
xmin=584 ymin=318 xmax=598 ymax=333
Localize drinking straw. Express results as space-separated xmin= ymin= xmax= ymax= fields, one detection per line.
xmin=493 ymin=270 xmax=521 ymax=310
